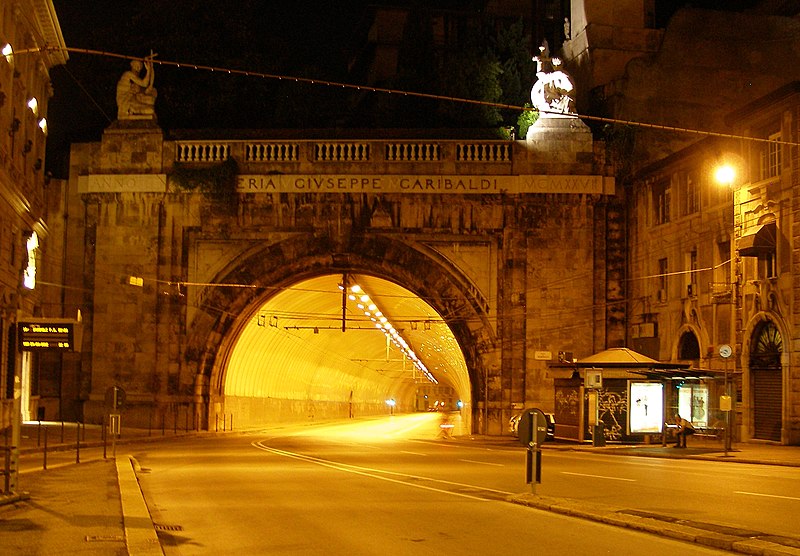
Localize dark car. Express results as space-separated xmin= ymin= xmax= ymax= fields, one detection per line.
xmin=509 ymin=409 xmax=555 ymax=441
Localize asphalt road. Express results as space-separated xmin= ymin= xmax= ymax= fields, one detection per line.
xmin=538 ymin=449 xmax=800 ymax=538
xmin=128 ymin=414 xmax=736 ymax=555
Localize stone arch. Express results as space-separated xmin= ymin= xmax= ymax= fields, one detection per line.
xmin=741 ymin=312 xmax=787 ymax=443
xmin=183 ymin=233 xmax=496 ymax=430
xmin=675 ymin=326 xmax=701 ymax=362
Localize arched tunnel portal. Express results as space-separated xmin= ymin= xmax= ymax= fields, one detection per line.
xmin=184 ymin=234 xmax=496 ymax=434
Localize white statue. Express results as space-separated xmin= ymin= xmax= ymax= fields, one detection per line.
xmin=530 ymin=40 xmax=575 ymax=117
xmin=116 ymin=53 xmax=157 ymax=120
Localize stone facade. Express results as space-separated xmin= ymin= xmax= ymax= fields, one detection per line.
xmin=628 ymin=84 xmax=800 ymax=445
xmin=0 ymin=1 xmax=66 ymax=431
xmin=47 ymin=120 xmax=617 ymax=434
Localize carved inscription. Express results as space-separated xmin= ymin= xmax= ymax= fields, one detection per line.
xmin=237 ymin=174 xmax=610 ymax=195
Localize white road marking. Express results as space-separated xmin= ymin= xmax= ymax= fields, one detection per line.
xmin=735 ymin=491 xmax=800 ymax=502
xmin=459 ymin=459 xmax=504 ymax=467
xmin=252 ymin=441 xmax=515 ymax=500
xmin=561 ymin=471 xmax=636 ymax=482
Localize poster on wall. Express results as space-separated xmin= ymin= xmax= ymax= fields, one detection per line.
xmin=678 ymin=385 xmax=709 ymax=427
xmin=628 ymin=381 xmax=664 ymax=434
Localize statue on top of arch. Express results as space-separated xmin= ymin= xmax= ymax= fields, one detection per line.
xmin=530 ymin=40 xmax=575 ymax=117
xmin=116 ymin=51 xmax=158 ymax=121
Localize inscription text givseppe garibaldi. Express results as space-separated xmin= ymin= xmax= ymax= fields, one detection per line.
xmin=78 ymin=174 xmax=612 ymax=195
xmin=236 ymin=174 xmax=611 ymax=195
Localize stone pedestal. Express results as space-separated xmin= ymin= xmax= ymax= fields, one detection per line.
xmin=524 ymin=115 xmax=595 ymax=173
xmin=99 ymin=120 xmax=164 ymax=173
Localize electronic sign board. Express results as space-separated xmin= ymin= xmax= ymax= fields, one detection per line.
xmin=18 ymin=320 xmax=80 ymax=351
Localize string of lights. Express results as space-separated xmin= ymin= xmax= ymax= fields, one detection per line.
xmin=18 ymin=45 xmax=800 ymax=148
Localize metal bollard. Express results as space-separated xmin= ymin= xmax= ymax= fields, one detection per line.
xmin=43 ymin=426 xmax=48 ymax=470
xmin=4 ymin=445 xmax=13 ymax=494
xmin=76 ymin=422 xmax=81 ymax=464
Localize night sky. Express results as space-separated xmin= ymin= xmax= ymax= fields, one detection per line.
xmin=46 ymin=1 xmax=373 ymax=175
xmin=45 ymin=1 xmax=761 ymax=177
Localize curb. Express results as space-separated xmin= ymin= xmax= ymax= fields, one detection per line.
xmin=508 ymin=493 xmax=800 ymax=556
xmin=116 ymin=455 xmax=164 ymax=556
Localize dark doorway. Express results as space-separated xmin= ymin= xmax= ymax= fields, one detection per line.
xmin=750 ymin=321 xmax=782 ymax=441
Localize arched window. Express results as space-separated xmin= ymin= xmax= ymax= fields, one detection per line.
xmin=677 ymin=330 xmax=700 ymax=360
xmin=750 ymin=320 xmax=782 ymax=369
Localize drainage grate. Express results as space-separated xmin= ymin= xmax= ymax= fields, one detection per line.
xmin=154 ymin=523 xmax=184 ymax=532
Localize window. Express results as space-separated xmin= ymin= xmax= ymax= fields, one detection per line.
xmin=713 ymin=241 xmax=731 ymax=293
xmin=686 ymin=171 xmax=698 ymax=215
xmin=677 ymin=331 xmax=700 ymax=360
xmin=678 ymin=171 xmax=698 ymax=217
xmin=653 ymin=178 xmax=670 ymax=225
xmin=685 ymin=249 xmax=697 ymax=295
xmin=760 ymin=252 xmax=776 ymax=279
xmin=759 ymin=131 xmax=781 ymax=180
xmin=657 ymin=258 xmax=668 ymax=301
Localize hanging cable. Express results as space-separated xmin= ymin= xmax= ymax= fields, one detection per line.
xmin=16 ymin=45 xmax=800 ymax=147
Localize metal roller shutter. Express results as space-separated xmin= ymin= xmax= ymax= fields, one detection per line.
xmin=752 ymin=367 xmax=781 ymax=441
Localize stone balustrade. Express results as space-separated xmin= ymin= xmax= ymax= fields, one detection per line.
xmin=174 ymin=139 xmax=514 ymax=165
xmin=176 ymin=142 xmax=231 ymax=163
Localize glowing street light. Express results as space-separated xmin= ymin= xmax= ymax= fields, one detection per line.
xmin=714 ymin=164 xmax=736 ymax=187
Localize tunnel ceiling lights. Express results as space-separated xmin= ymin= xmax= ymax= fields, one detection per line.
xmin=341 ymin=282 xmax=438 ymax=385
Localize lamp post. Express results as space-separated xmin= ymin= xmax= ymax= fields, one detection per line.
xmin=715 ymin=160 xmax=739 ymax=453
xmin=719 ymin=344 xmax=733 ymax=457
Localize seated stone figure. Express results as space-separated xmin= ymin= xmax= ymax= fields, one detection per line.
xmin=116 ymin=55 xmax=157 ymax=120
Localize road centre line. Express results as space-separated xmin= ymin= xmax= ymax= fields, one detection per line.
xmin=252 ymin=440 xmax=515 ymax=500
xmin=459 ymin=459 xmax=504 ymax=467
xmin=561 ymin=471 xmax=636 ymax=482
xmin=735 ymin=491 xmax=800 ymax=502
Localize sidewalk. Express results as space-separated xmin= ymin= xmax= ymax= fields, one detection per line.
xmin=1 ymin=421 xmax=204 ymax=556
xmin=2 ymin=426 xmax=800 ymax=555
xmin=463 ymin=433 xmax=800 ymax=467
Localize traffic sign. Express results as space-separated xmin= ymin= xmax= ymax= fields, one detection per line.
xmin=518 ymin=408 xmax=548 ymax=446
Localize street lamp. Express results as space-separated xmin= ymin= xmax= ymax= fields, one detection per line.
xmin=714 ymin=159 xmax=740 ymax=453
xmin=714 ymin=164 xmax=736 ymax=187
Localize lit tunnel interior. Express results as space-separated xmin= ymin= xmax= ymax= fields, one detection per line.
xmin=222 ymin=274 xmax=472 ymax=430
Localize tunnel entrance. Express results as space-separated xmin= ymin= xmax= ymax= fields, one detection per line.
xmin=220 ymin=274 xmax=472 ymax=430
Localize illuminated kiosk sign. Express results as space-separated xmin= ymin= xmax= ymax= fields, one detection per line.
xmin=18 ymin=319 xmax=81 ymax=352
xmin=628 ymin=381 xmax=664 ymax=434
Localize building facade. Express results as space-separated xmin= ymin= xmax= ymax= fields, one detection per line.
xmin=48 ymin=117 xmax=617 ymax=435
xmin=5 ymin=1 xmax=800 ymax=445
xmin=628 ymin=84 xmax=800 ymax=445
xmin=0 ymin=1 xmax=66 ymax=432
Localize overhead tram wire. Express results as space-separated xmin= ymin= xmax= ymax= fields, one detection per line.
xmin=19 ymin=45 xmax=800 ymax=148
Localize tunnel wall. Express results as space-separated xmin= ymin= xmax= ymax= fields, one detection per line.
xmin=221 ymin=396 xmax=403 ymax=429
